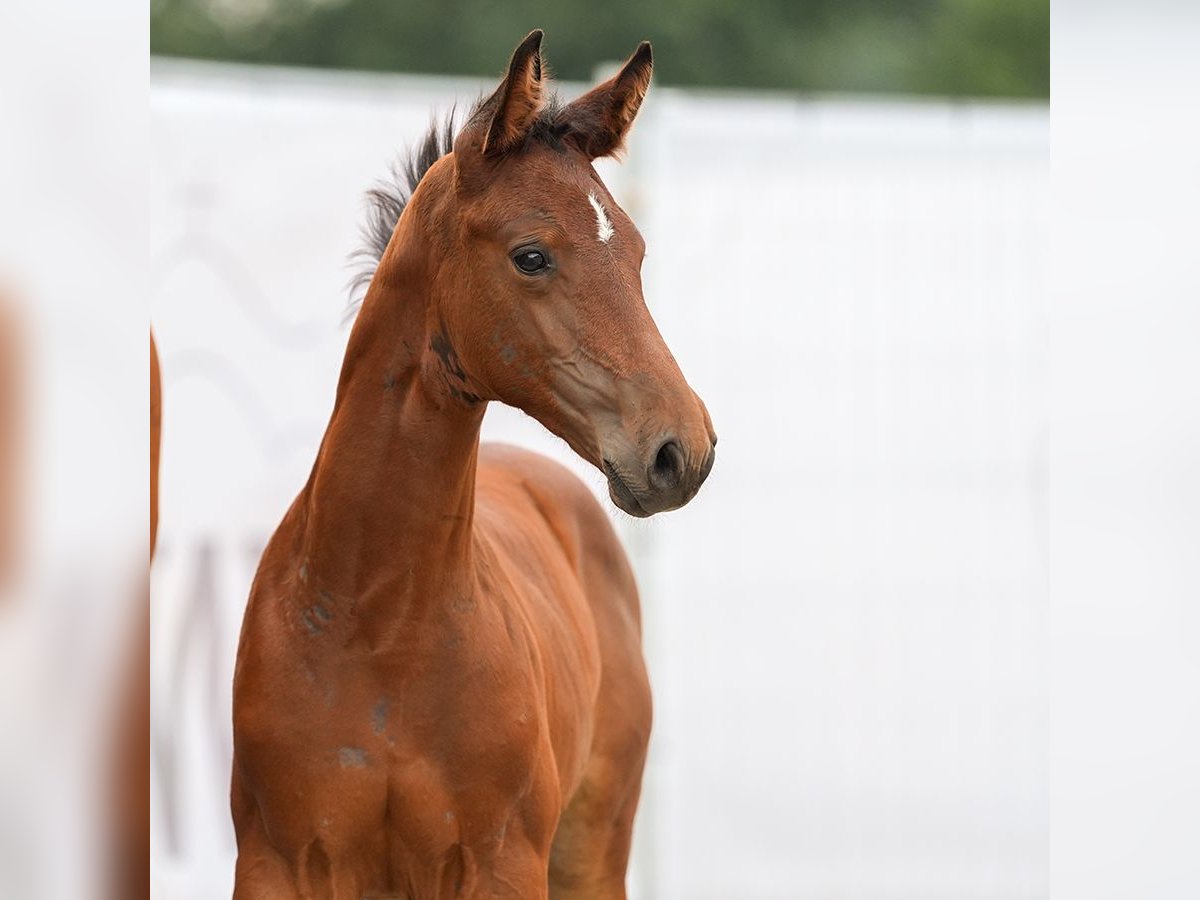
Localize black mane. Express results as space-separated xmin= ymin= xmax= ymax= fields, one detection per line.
xmin=347 ymin=94 xmax=567 ymax=313
xmin=346 ymin=110 xmax=457 ymax=311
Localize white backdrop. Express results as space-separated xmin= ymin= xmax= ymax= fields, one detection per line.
xmin=150 ymin=59 xmax=1048 ymax=900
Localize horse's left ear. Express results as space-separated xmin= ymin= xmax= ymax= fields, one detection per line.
xmin=558 ymin=42 xmax=653 ymax=160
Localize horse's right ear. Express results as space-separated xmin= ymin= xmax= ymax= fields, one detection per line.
xmin=479 ymin=30 xmax=546 ymax=156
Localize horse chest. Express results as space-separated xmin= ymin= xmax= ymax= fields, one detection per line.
xmin=242 ymin=619 xmax=563 ymax=874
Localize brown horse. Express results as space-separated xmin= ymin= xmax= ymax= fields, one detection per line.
xmin=112 ymin=332 xmax=157 ymax=900
xmin=231 ymin=31 xmax=715 ymax=899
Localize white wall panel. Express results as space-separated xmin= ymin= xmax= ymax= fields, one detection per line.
xmin=150 ymin=61 xmax=1047 ymax=900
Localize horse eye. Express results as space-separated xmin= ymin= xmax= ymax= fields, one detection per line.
xmin=512 ymin=248 xmax=548 ymax=274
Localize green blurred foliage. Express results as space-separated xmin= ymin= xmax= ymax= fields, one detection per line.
xmin=150 ymin=0 xmax=1048 ymax=99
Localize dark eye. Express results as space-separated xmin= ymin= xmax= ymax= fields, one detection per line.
xmin=512 ymin=248 xmax=549 ymax=274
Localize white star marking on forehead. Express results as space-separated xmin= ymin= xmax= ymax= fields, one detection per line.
xmin=587 ymin=191 xmax=615 ymax=244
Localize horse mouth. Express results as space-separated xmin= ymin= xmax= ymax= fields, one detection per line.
xmin=603 ymin=459 xmax=651 ymax=518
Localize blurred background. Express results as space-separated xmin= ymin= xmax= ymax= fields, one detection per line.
xmin=150 ymin=2 xmax=1048 ymax=899
xmin=151 ymin=0 xmax=1049 ymax=98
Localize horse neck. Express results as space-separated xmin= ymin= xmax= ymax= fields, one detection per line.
xmin=297 ymin=231 xmax=485 ymax=623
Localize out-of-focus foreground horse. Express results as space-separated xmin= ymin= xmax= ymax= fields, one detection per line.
xmin=116 ymin=333 xmax=157 ymax=899
xmin=231 ymin=31 xmax=716 ymax=899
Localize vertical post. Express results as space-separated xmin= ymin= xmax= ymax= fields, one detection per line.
xmin=591 ymin=60 xmax=662 ymax=900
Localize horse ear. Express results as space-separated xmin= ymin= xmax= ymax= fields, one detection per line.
xmin=481 ymin=30 xmax=546 ymax=156
xmin=558 ymin=42 xmax=653 ymax=160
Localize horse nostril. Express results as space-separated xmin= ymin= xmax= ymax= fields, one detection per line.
xmin=649 ymin=439 xmax=685 ymax=491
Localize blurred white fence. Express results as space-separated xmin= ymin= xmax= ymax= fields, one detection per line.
xmin=150 ymin=59 xmax=1047 ymax=900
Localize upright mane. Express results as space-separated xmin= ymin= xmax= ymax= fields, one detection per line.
xmin=347 ymin=94 xmax=567 ymax=313
xmin=347 ymin=111 xmax=457 ymax=311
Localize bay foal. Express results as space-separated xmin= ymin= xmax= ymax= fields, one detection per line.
xmin=231 ymin=32 xmax=715 ymax=899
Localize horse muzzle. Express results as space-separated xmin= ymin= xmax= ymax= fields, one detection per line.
xmin=602 ymin=433 xmax=716 ymax=517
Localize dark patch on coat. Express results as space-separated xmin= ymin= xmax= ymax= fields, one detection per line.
xmin=371 ymin=699 xmax=389 ymax=736
xmin=430 ymin=332 xmax=467 ymax=382
xmin=338 ymin=747 xmax=368 ymax=768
